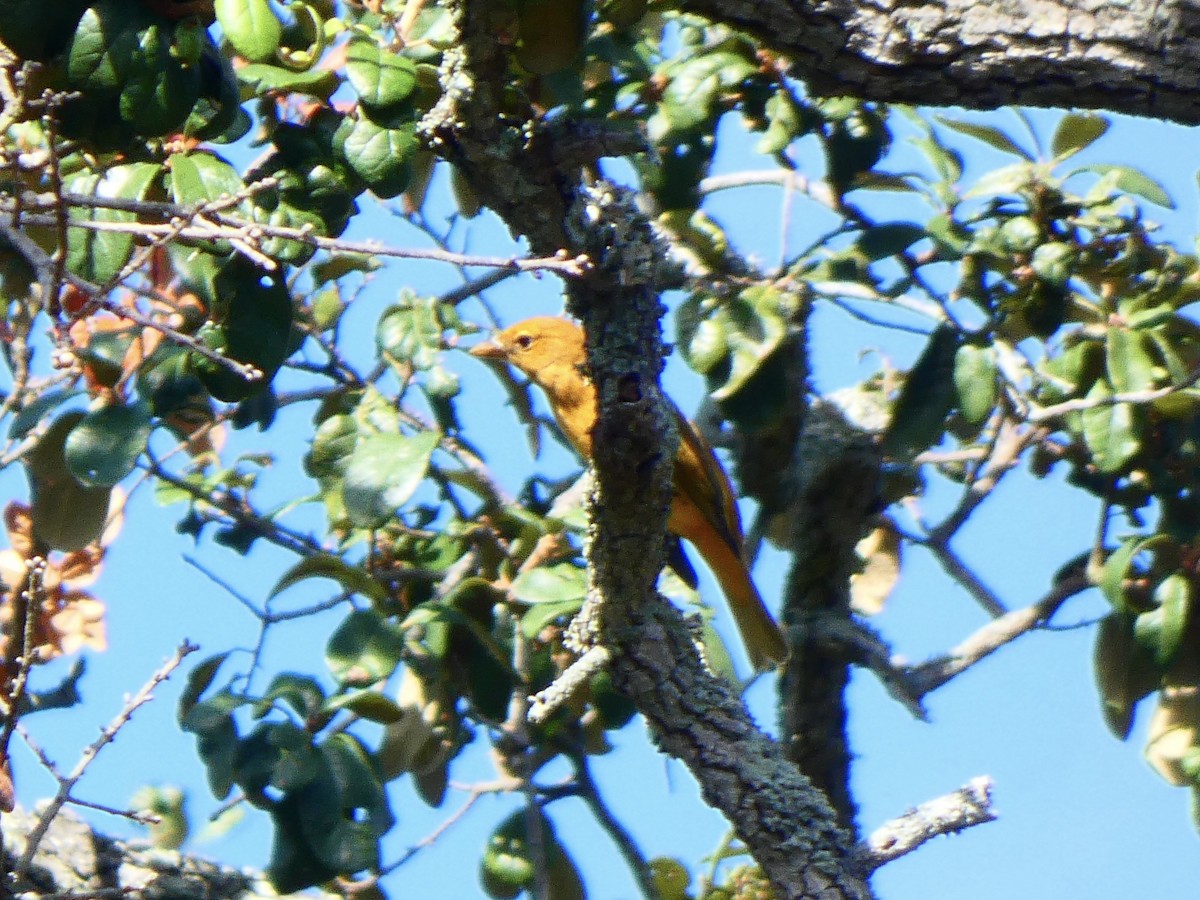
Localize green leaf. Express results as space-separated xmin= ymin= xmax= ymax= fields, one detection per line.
xmin=266 ymin=797 xmax=339 ymax=893
xmin=257 ymin=673 xmax=327 ymax=721
xmin=183 ymin=691 xmax=245 ymax=799
xmin=546 ymin=840 xmax=585 ymax=900
xmin=519 ymin=598 xmax=585 ymax=640
xmin=9 ymin=391 xmax=84 ymax=440
xmin=825 ymin=108 xmax=890 ymax=195
xmin=856 ymin=222 xmax=926 ymax=261
xmin=66 ymin=0 xmax=150 ymax=91
xmin=677 ymin=285 xmax=787 ymax=403
xmin=510 ymin=563 xmax=587 ymax=604
xmin=0 ymin=0 xmax=90 ymax=62
xmin=63 ymin=400 xmax=152 ymax=488
xmin=66 ymin=1 xmax=201 ymax=133
xmin=168 ymin=151 xmax=243 ymax=208
xmin=326 ymin=609 xmax=404 ymax=684
xmin=236 ymin=62 xmax=339 ymax=98
xmin=321 ymin=690 xmax=406 ymax=723
xmin=881 ymin=326 xmax=960 ymax=461
xmin=963 ymin=162 xmax=1034 ymax=199
xmin=650 ymin=858 xmax=692 ymax=900
xmin=334 ymin=115 xmax=415 ymax=192
xmin=935 ymin=116 xmax=1034 ymax=160
xmin=1136 ymin=574 xmax=1192 ymax=669
xmin=1100 ymin=536 xmax=1147 ymax=613
xmin=755 ymin=89 xmax=807 ymax=156
xmin=26 ymin=411 xmax=113 ymax=551
xmin=178 ymin=652 xmax=229 ymax=726
xmin=908 ymin=130 xmax=963 ymax=185
xmin=342 ymin=431 xmax=438 ymax=528
xmin=1030 ymin=241 xmax=1075 ymax=288
xmin=953 ymin=344 xmax=998 ymax=424
xmin=118 ymin=32 xmax=201 ymax=134
xmin=481 ymin=809 xmax=544 ymax=898
xmin=589 ymin=669 xmax=636 ymax=730
xmin=1105 ymin=327 xmax=1158 ymax=395
xmin=269 ymin=553 xmax=389 ymax=605
xmin=138 ymin=344 xmax=211 ymax=421
xmin=1081 ymin=382 xmax=1140 ymax=473
xmin=345 ymin=39 xmax=418 ymax=110
xmin=233 ymin=721 xmax=316 ymax=800
xmin=194 ymin=258 xmax=295 ymax=402
xmin=661 ymin=51 xmax=755 ymax=132
xmin=1023 ymin=281 xmax=1068 ymax=339
xmin=1075 ymin=164 xmax=1174 ymax=209
xmin=66 ymin=162 xmax=163 ymax=285
xmin=1051 ymin=113 xmax=1109 ymax=161
xmin=319 ymin=733 xmax=393 ymax=835
xmin=377 ymin=296 xmax=444 ymax=370
xmin=681 ymin=311 xmax=728 ymax=375
xmin=1094 ymin=612 xmax=1158 ymax=740
xmin=999 ymin=216 xmax=1041 ymax=253
xmin=214 ymin=0 xmax=282 ymax=63
xmin=311 ymin=253 xmax=382 ymax=286
xmin=183 ymin=34 xmax=242 ymax=142
xmin=305 ymin=413 xmax=357 ymax=480
xmin=923 ymin=214 xmax=969 ymax=258
xmin=283 ymin=734 xmax=390 ymax=877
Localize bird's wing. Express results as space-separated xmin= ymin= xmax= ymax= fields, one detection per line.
xmin=670 ymin=403 xmax=745 ymax=557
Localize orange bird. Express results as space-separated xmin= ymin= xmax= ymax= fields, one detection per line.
xmin=470 ymin=317 xmax=787 ymax=671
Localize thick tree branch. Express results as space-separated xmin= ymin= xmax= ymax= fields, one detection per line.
xmin=778 ymin=400 xmax=881 ymax=835
xmin=681 ymin=0 xmax=1200 ymax=125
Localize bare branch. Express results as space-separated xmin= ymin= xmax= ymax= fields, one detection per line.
xmin=905 ymin=573 xmax=1090 ymax=697
xmin=528 ymin=645 xmax=611 ymax=726
xmin=6 ymin=193 xmax=592 ymax=278
xmin=1026 ymin=371 xmax=1200 ymax=423
xmin=855 ymin=777 xmax=997 ymax=873
xmin=15 ymin=641 xmax=198 ymax=878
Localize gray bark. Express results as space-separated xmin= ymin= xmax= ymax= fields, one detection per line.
xmin=682 ymin=0 xmax=1200 ymax=124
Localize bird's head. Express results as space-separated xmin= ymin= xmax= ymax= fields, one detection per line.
xmin=469 ymin=317 xmax=586 ymax=382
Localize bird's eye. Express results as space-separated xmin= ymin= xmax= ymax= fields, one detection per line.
xmin=514 ymin=333 xmax=534 ymax=350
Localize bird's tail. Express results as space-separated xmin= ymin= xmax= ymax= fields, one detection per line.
xmin=689 ymin=524 xmax=788 ymax=672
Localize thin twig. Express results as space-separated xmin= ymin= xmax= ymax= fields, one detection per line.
xmin=6 ymin=196 xmax=592 ymax=277
xmin=927 ymin=421 xmax=1044 ymax=545
xmin=0 ymin=558 xmax=46 ymax=764
xmin=905 ymin=573 xmax=1089 ymax=697
xmin=14 ymin=641 xmax=197 ymax=878
xmin=182 ymin=555 xmax=264 ymax=619
xmin=64 ymin=796 xmax=161 ymax=826
xmin=382 ymin=786 xmax=487 ymax=873
xmin=699 ymin=169 xmax=838 ymax=210
xmin=146 ymin=461 xmax=324 ymax=558
xmin=922 ymin=540 xmax=1007 ymax=618
xmin=574 ymin=754 xmax=661 ymax=899
xmin=1026 ymin=372 xmax=1200 ymax=422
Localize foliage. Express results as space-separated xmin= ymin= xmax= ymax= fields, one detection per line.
xmin=0 ymin=0 xmax=1196 ymax=896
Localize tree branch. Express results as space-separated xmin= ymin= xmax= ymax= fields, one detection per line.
xmin=679 ymin=0 xmax=1200 ymax=125
xmin=13 ymin=641 xmax=197 ymax=880
xmin=855 ymin=777 xmax=997 ymax=873
xmin=905 ymin=572 xmax=1090 ymax=697
xmin=424 ymin=4 xmax=872 ymax=895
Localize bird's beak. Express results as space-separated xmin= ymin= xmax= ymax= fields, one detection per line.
xmin=469 ymin=337 xmax=507 ymax=360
